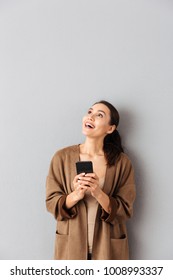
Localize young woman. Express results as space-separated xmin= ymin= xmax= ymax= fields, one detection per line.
xmin=46 ymin=100 xmax=136 ymax=260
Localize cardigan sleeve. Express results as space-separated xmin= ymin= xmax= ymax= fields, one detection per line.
xmin=46 ymin=152 xmax=77 ymax=221
xmin=101 ymin=154 xmax=136 ymax=224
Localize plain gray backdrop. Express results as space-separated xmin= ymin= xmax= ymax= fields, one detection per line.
xmin=0 ymin=0 xmax=173 ymax=259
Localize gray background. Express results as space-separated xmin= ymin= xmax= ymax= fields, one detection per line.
xmin=0 ymin=0 xmax=173 ymax=260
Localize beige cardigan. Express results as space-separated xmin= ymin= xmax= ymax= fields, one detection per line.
xmin=46 ymin=145 xmax=136 ymax=260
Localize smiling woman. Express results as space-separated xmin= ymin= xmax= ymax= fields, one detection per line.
xmin=83 ymin=103 xmax=115 ymax=137
xmin=46 ymin=100 xmax=136 ymax=260
xmin=82 ymin=101 xmax=124 ymax=167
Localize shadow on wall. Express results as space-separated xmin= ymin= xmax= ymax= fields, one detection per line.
xmin=127 ymin=152 xmax=144 ymax=260
xmin=119 ymin=108 xmax=144 ymax=260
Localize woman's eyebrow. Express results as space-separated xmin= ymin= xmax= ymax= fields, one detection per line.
xmin=88 ymin=108 xmax=106 ymax=115
xmin=97 ymin=110 xmax=106 ymax=115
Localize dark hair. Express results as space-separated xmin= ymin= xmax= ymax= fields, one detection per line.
xmin=94 ymin=100 xmax=124 ymax=166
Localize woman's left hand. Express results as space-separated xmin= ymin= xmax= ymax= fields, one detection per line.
xmin=78 ymin=172 xmax=111 ymax=214
xmin=78 ymin=173 xmax=102 ymax=199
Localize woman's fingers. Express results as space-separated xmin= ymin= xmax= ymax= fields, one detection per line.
xmin=73 ymin=173 xmax=85 ymax=187
xmin=78 ymin=173 xmax=98 ymax=185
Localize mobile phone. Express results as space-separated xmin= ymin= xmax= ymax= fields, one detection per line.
xmin=76 ymin=161 xmax=93 ymax=174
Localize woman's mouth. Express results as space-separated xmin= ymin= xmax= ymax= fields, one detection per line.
xmin=85 ymin=122 xmax=95 ymax=129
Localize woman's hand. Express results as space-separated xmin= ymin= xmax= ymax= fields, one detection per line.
xmin=65 ymin=173 xmax=88 ymax=209
xmin=67 ymin=172 xmax=111 ymax=214
xmin=73 ymin=173 xmax=88 ymax=200
xmin=78 ymin=172 xmax=111 ymax=214
xmin=77 ymin=173 xmax=102 ymax=199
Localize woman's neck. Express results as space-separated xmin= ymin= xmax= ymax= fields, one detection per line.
xmin=80 ymin=138 xmax=104 ymax=157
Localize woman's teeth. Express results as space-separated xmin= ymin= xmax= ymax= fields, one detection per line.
xmin=85 ymin=123 xmax=94 ymax=128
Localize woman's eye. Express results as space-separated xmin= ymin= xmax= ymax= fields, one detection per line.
xmin=88 ymin=110 xmax=92 ymax=114
xmin=97 ymin=113 xmax=103 ymax=118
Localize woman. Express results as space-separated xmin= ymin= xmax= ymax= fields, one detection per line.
xmin=46 ymin=100 xmax=136 ymax=260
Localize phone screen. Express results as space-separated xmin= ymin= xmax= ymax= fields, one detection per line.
xmin=76 ymin=161 xmax=93 ymax=174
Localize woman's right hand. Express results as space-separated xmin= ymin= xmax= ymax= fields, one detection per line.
xmin=73 ymin=173 xmax=88 ymax=201
xmin=65 ymin=173 xmax=88 ymax=209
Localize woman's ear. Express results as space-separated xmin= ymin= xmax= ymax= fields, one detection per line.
xmin=107 ymin=124 xmax=116 ymax=134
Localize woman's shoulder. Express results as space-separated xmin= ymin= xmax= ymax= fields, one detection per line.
xmin=118 ymin=152 xmax=131 ymax=161
xmin=117 ymin=152 xmax=134 ymax=168
xmin=52 ymin=144 xmax=79 ymax=159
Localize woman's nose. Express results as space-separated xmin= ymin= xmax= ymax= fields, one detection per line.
xmin=88 ymin=114 xmax=94 ymax=120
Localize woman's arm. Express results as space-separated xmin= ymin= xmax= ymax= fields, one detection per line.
xmin=65 ymin=173 xmax=88 ymax=209
xmin=78 ymin=154 xmax=136 ymax=222
xmin=46 ymin=153 xmax=81 ymax=220
xmin=101 ymin=156 xmax=136 ymax=223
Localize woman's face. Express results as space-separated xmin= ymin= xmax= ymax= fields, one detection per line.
xmin=82 ymin=103 xmax=115 ymax=139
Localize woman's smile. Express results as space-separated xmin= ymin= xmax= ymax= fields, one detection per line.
xmin=85 ymin=121 xmax=95 ymax=129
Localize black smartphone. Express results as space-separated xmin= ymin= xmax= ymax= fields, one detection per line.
xmin=76 ymin=161 xmax=93 ymax=174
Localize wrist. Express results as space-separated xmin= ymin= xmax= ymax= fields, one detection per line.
xmin=94 ymin=189 xmax=103 ymax=200
xmin=65 ymin=191 xmax=80 ymax=209
xmin=71 ymin=190 xmax=82 ymax=202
